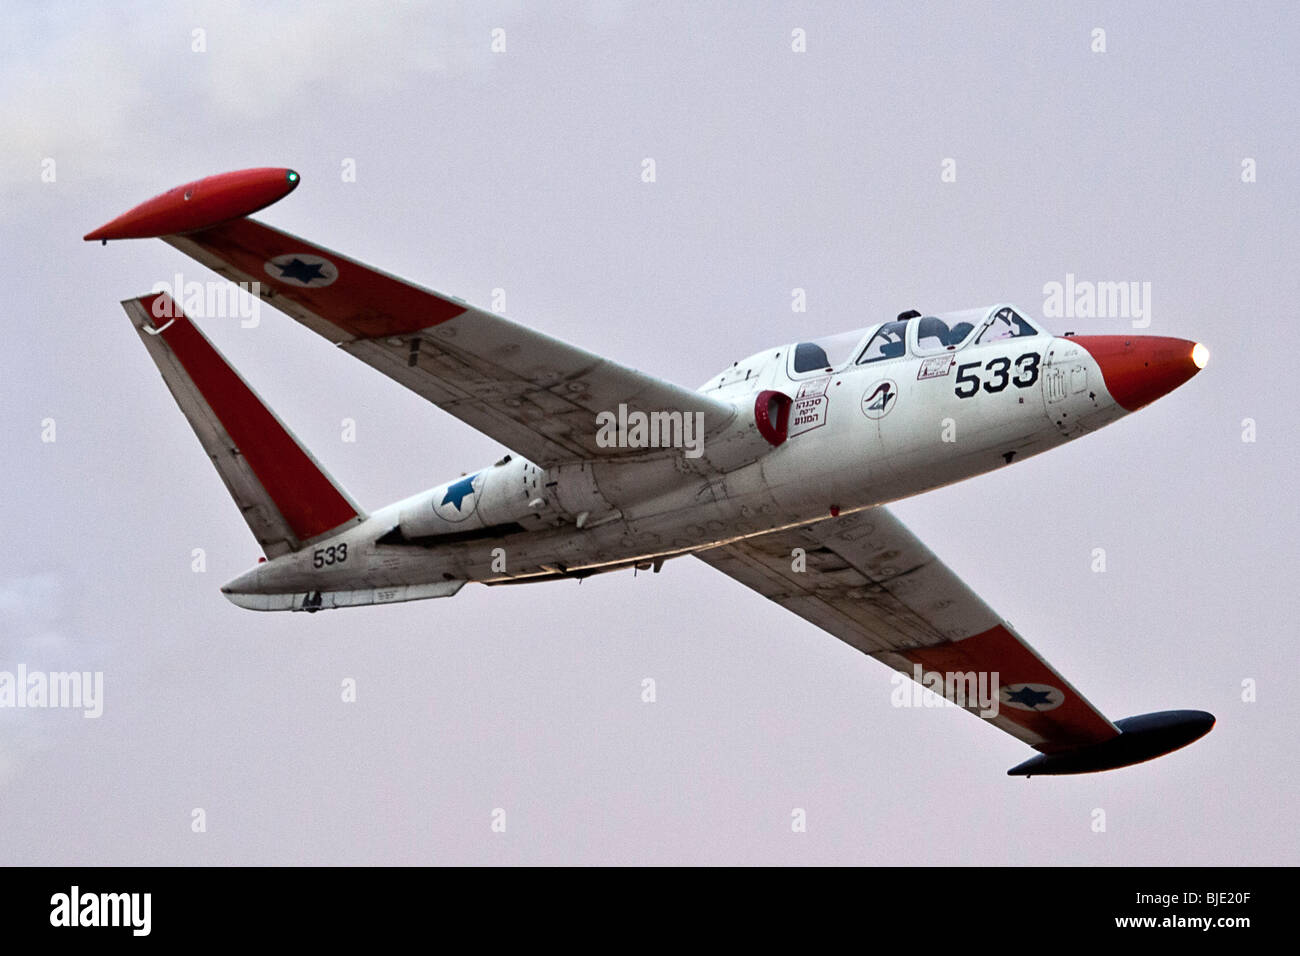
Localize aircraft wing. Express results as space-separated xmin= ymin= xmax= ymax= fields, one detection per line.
xmin=161 ymin=218 xmax=737 ymax=467
xmin=695 ymin=507 xmax=1129 ymax=763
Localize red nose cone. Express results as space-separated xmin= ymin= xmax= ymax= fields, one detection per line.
xmin=1071 ymin=335 xmax=1205 ymax=412
xmin=84 ymin=167 xmax=300 ymax=241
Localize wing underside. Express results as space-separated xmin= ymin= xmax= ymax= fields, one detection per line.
xmin=695 ymin=507 xmax=1121 ymax=755
xmin=163 ymin=220 xmax=736 ymax=468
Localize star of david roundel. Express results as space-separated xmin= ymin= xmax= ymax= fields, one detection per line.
xmin=432 ymin=473 xmax=481 ymax=523
xmin=264 ymin=253 xmax=339 ymax=288
xmin=1000 ymin=682 xmax=1065 ymax=712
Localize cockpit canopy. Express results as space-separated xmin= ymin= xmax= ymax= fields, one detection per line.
xmin=789 ymin=305 xmax=1045 ymax=377
xmin=789 ymin=329 xmax=868 ymax=374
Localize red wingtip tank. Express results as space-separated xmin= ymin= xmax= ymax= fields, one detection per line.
xmin=84 ymin=167 xmax=300 ymax=242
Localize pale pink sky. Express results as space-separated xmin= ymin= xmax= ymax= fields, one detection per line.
xmin=1 ymin=0 xmax=1295 ymax=864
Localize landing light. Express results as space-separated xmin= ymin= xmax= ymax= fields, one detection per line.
xmin=1191 ymin=342 xmax=1210 ymax=369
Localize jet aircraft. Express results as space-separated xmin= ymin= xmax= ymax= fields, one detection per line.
xmin=86 ymin=167 xmax=1215 ymax=775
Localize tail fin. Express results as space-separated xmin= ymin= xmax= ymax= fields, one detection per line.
xmin=122 ymin=292 xmax=364 ymax=557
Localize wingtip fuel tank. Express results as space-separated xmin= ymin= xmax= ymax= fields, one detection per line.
xmin=84 ymin=167 xmax=299 ymax=242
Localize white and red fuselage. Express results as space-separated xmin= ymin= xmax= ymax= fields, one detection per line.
xmin=222 ymin=306 xmax=1204 ymax=610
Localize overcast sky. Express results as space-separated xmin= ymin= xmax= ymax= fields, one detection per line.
xmin=2 ymin=1 xmax=1296 ymax=864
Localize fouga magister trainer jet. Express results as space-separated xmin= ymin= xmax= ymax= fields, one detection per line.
xmin=87 ymin=167 xmax=1216 ymax=776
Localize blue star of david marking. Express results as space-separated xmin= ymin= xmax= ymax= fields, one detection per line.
xmin=441 ymin=473 xmax=479 ymax=511
xmin=276 ymin=257 xmax=327 ymax=284
xmin=1005 ymin=685 xmax=1055 ymax=709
